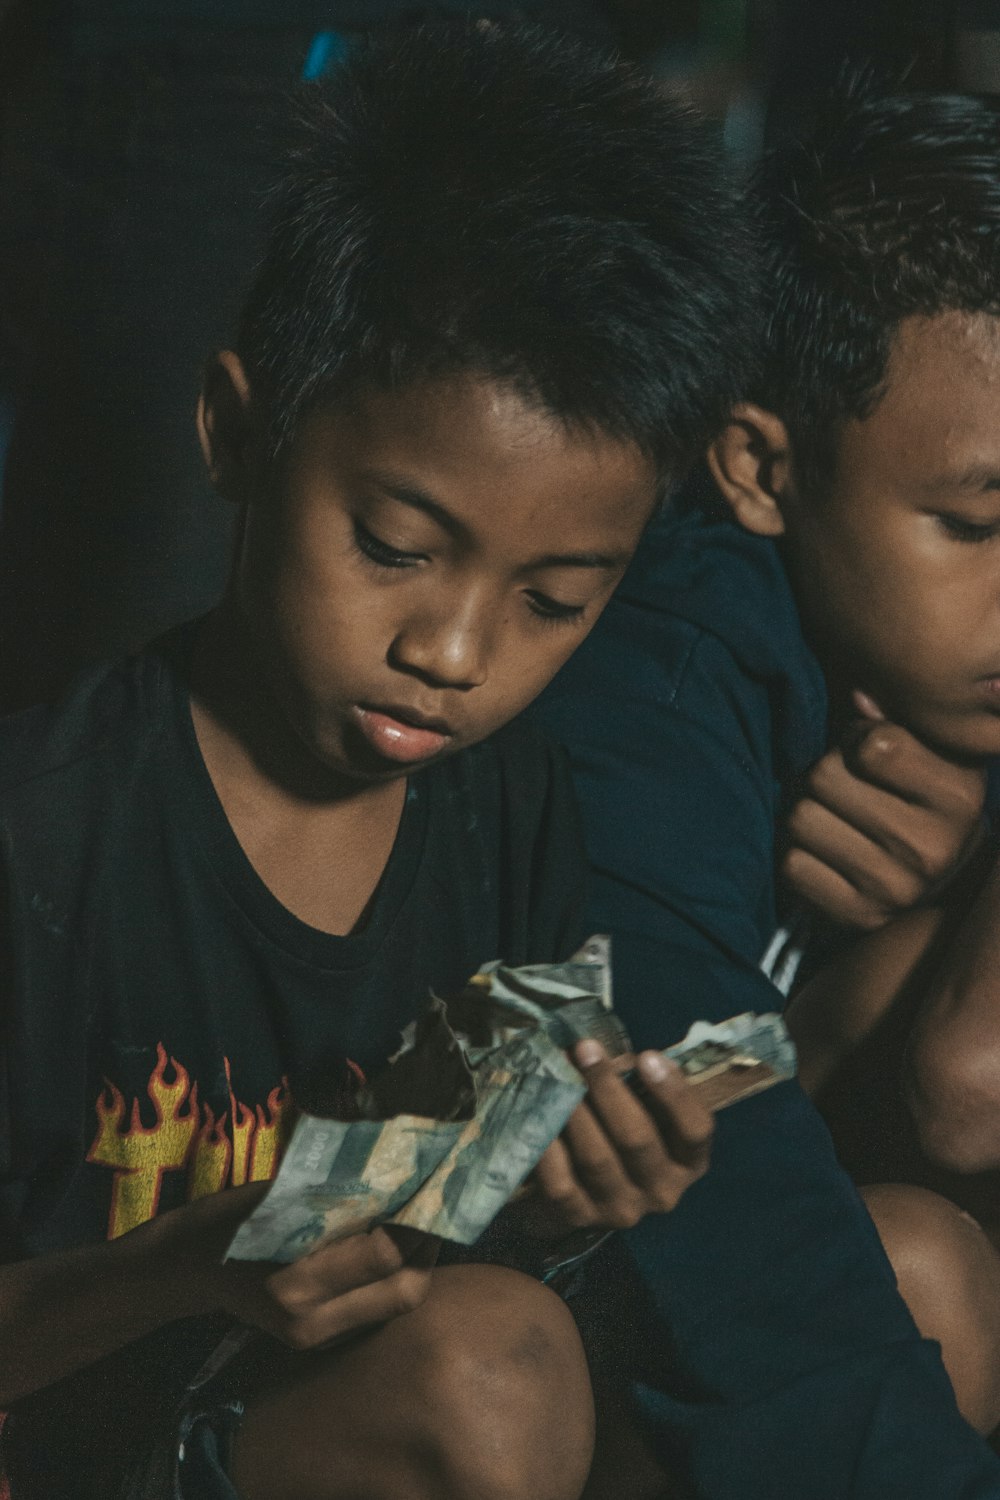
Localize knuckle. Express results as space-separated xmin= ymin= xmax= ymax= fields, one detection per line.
xmin=389 ymin=1269 xmax=430 ymax=1316
xmin=684 ymin=1116 xmax=716 ymax=1150
xmin=856 ymin=725 xmax=903 ymax=771
xmin=541 ymin=1180 xmax=578 ymax=1210
xmin=578 ymin=1152 xmax=621 ymax=1188
xmin=649 ymin=1183 xmax=683 ymax=1213
xmin=607 ymin=1198 xmax=644 ymax=1231
xmin=882 ymin=863 xmax=925 ymax=909
xmin=854 ymin=900 xmax=891 ymax=931
xmin=908 ymin=839 xmax=946 ymax=884
xmin=911 ymin=846 xmax=941 ymax=888
xmin=366 ymin=1230 xmax=405 ymax=1280
xmin=278 ymin=1316 xmax=320 ymax=1352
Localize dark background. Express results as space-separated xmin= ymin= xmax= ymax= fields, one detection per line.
xmin=0 ymin=0 xmax=994 ymax=711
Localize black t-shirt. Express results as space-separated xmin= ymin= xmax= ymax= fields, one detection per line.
xmin=0 ymin=630 xmax=585 ymax=1266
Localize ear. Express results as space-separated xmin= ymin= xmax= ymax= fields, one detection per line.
xmin=706 ymin=403 xmax=793 ymax=538
xmin=197 ymin=350 xmax=256 ymax=501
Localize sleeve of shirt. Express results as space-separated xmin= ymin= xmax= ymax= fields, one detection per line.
xmin=533 ymin=600 xmax=1000 ymax=1497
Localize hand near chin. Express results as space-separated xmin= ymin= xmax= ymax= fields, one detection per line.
xmin=516 ymin=1042 xmax=714 ymax=1238
xmin=782 ymin=690 xmax=987 ymax=930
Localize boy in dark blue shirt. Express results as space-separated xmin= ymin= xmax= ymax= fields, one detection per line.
xmin=0 ymin=24 xmax=745 ymax=1500
xmin=536 ymin=82 xmax=1000 ymax=1495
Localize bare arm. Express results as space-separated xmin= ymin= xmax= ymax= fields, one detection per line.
xmin=787 ymin=841 xmax=1000 ymax=1174
xmin=785 ymin=903 xmax=947 ymax=1099
xmin=0 ymin=1183 xmax=436 ymax=1407
xmin=905 ymin=852 xmax=1000 ymax=1173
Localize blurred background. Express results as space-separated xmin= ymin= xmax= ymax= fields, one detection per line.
xmin=0 ymin=0 xmax=995 ymax=711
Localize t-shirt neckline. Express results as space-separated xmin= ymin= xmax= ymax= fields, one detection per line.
xmin=153 ymin=626 xmax=431 ymax=972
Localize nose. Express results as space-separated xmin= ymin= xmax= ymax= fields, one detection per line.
xmin=389 ymin=586 xmax=495 ymax=690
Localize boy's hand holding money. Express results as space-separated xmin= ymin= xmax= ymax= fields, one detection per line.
xmin=159 ymin=1184 xmax=439 ymax=1351
xmin=522 ymin=1041 xmax=714 ymax=1236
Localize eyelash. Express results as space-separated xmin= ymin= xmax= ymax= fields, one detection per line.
xmin=354 ymin=520 xmax=587 ymax=624
xmin=525 ymin=593 xmax=587 ymax=626
xmin=353 ymin=520 xmax=424 ymax=569
xmin=936 ymin=514 xmax=1000 ymax=544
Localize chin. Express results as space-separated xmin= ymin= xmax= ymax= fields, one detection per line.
xmin=919 ymin=715 xmax=1000 ymax=765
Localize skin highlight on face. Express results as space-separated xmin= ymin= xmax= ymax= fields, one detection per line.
xmin=198 ymin=361 xmax=659 ymax=799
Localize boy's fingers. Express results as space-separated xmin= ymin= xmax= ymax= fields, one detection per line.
xmin=266 ymin=1224 xmax=425 ymax=1306
xmin=531 ymin=1132 xmax=601 ymax=1230
xmin=262 ymin=1262 xmax=436 ymax=1349
xmin=576 ymin=1047 xmax=712 ymax=1194
xmin=806 ymin=751 xmax=927 ymax=849
xmin=382 ymin=1225 xmax=442 ymax=1268
xmin=786 ymin=799 xmax=925 ymax=909
xmin=805 ymin=753 xmax=978 ymax=874
xmin=558 ymin=1101 xmax=646 ymax=1227
xmin=841 ymin=723 xmax=986 ymax=815
xmin=632 ymin=1053 xmax=714 ymax=1175
xmin=782 ymin=844 xmax=890 ymax=929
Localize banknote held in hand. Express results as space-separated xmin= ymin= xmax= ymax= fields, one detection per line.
xmin=226 ymin=937 xmax=796 ymax=1263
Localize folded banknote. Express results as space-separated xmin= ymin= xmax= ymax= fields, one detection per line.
xmin=658 ymin=1012 xmax=797 ymax=1111
xmin=226 ymin=938 xmax=796 ymax=1262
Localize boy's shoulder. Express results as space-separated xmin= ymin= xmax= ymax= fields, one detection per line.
xmin=537 ymin=492 xmax=828 ymax=783
xmin=0 ymin=643 xmax=168 ymax=810
xmin=616 ymin=499 xmax=810 ymax=679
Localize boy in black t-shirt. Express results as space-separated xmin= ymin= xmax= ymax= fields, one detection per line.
xmin=0 ymin=25 xmax=751 ymax=1500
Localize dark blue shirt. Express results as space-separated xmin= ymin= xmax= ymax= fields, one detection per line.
xmin=534 ymin=499 xmax=1000 ymax=1497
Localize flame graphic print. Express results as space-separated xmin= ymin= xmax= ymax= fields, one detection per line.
xmin=87 ymin=1044 xmax=292 ymax=1239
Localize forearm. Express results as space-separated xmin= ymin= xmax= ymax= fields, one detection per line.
xmin=0 ymin=1183 xmax=263 ymax=1406
xmin=0 ymin=1223 xmax=198 ymax=1405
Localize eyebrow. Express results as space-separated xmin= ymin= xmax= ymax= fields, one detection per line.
xmin=370 ymin=473 xmax=630 ymax=570
xmin=925 ymin=466 xmax=1000 ymax=493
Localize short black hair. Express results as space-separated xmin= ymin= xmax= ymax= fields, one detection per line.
xmin=237 ymin=22 xmax=754 ymax=485
xmin=755 ymin=81 xmax=1000 ymax=492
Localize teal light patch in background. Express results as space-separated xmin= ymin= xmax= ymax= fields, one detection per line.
xmin=303 ymin=31 xmax=351 ymax=80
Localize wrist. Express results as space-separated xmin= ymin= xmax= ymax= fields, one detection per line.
xmin=118 ymin=1187 xmax=261 ymax=1323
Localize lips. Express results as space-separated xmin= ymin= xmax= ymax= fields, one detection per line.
xmin=352 ymin=703 xmax=454 ymax=764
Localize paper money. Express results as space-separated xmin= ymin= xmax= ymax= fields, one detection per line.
xmin=226 ymin=942 xmax=798 ymax=1263
xmin=227 ymin=938 xmax=614 ymax=1261
xmin=658 ymin=1012 xmax=796 ymax=1111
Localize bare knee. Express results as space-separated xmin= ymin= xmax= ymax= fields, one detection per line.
xmin=409 ymin=1265 xmax=595 ymax=1500
xmin=863 ymin=1184 xmax=1000 ymax=1434
xmin=232 ymin=1264 xmax=595 ymax=1500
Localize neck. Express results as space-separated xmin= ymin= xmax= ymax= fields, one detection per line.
xmin=188 ymin=602 xmax=370 ymax=809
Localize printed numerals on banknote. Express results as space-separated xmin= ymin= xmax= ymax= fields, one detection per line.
xmin=226 ymin=937 xmax=797 ymax=1263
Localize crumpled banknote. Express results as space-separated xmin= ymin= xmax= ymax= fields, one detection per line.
xmin=227 ymin=937 xmax=620 ymax=1261
xmin=226 ymin=938 xmax=796 ymax=1262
